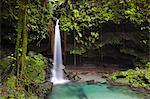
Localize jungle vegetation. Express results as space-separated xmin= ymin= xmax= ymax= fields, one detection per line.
xmin=0 ymin=0 xmax=149 ymax=98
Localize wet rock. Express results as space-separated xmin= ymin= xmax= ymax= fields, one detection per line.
xmin=45 ymin=59 xmax=53 ymax=80
xmin=86 ymin=80 xmax=95 ymax=84
xmin=98 ymin=79 xmax=107 ymax=84
xmin=102 ymin=74 xmax=109 ymax=78
xmin=64 ymin=70 xmax=81 ymax=81
xmin=60 ymin=64 xmax=65 ymax=69
xmin=35 ymin=81 xmax=53 ymax=97
xmin=81 ymin=72 xmax=88 ymax=75
xmin=74 ymin=75 xmax=81 ymax=81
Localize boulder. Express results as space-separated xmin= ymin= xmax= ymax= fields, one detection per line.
xmin=35 ymin=81 xmax=53 ymax=97
xmin=102 ymin=74 xmax=109 ymax=78
xmin=64 ymin=70 xmax=81 ymax=81
xmin=86 ymin=80 xmax=95 ymax=85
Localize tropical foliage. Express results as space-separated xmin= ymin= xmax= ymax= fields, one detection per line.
xmin=1 ymin=0 xmax=52 ymax=98
xmin=1 ymin=0 xmax=149 ymax=98
xmin=1 ymin=0 xmax=51 ymax=43
xmin=112 ymin=67 xmax=150 ymax=90
xmin=1 ymin=52 xmax=48 ymax=98
xmin=54 ymin=0 xmax=149 ymax=65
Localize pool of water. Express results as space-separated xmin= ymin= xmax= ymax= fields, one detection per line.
xmin=49 ymin=83 xmax=147 ymax=99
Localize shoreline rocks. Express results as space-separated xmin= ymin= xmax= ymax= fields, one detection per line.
xmin=65 ymin=68 xmax=150 ymax=95
xmin=107 ymin=78 xmax=150 ymax=95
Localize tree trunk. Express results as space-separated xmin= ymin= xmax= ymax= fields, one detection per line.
xmin=48 ymin=18 xmax=54 ymax=54
xmin=15 ymin=9 xmax=23 ymax=81
xmin=51 ymin=30 xmax=54 ymax=54
xmin=21 ymin=6 xmax=27 ymax=78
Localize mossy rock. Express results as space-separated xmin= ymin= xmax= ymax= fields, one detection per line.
xmin=115 ymin=78 xmax=129 ymax=85
xmin=35 ymin=82 xmax=53 ymax=96
xmin=111 ymin=68 xmax=150 ymax=90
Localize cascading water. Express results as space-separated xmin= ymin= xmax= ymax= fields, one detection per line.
xmin=51 ymin=20 xmax=69 ymax=85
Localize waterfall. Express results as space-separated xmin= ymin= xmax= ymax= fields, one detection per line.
xmin=51 ymin=20 xmax=69 ymax=85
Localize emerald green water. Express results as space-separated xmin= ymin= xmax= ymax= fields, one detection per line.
xmin=49 ymin=83 xmax=146 ymax=99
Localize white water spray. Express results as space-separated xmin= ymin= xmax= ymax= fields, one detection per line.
xmin=51 ymin=20 xmax=69 ymax=85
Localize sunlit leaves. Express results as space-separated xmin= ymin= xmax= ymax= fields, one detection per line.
xmin=112 ymin=68 xmax=150 ymax=89
xmin=73 ymin=9 xmax=79 ymax=18
xmin=70 ymin=47 xmax=86 ymax=55
xmin=58 ymin=0 xmax=149 ymax=50
xmin=27 ymin=0 xmax=51 ymax=43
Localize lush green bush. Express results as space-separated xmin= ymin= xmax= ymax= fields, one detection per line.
xmin=1 ymin=51 xmax=50 ymax=98
xmin=134 ymin=61 xmax=150 ymax=68
xmin=112 ymin=68 xmax=150 ymax=89
xmin=2 ymin=75 xmax=26 ymax=99
xmin=25 ymin=51 xmax=47 ymax=84
xmin=145 ymin=62 xmax=150 ymax=68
